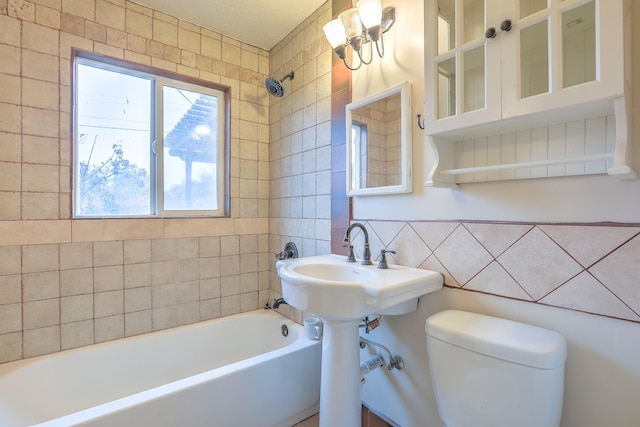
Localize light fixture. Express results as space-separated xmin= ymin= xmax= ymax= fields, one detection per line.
xmin=323 ymin=0 xmax=395 ymax=71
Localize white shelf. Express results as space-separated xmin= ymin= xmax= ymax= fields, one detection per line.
xmin=439 ymin=154 xmax=615 ymax=176
xmin=425 ymin=99 xmax=636 ymax=187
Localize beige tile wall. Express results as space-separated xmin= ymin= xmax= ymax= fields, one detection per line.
xmin=268 ymin=0 xmax=333 ymax=317
xmin=0 ymin=0 xmax=272 ymax=363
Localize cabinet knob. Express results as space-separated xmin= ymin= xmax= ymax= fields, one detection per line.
xmin=500 ymin=19 xmax=512 ymax=32
xmin=484 ymin=27 xmax=497 ymax=39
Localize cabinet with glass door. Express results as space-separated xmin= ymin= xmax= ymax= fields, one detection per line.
xmin=424 ymin=0 xmax=634 ymax=187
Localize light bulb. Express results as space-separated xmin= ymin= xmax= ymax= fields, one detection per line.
xmin=322 ymin=19 xmax=347 ymax=49
xmin=338 ymin=8 xmax=364 ymax=40
xmin=356 ymin=0 xmax=382 ymax=30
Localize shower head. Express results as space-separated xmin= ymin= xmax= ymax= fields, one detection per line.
xmin=265 ymin=71 xmax=294 ymax=98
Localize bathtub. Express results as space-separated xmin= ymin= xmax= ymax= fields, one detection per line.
xmin=0 ymin=310 xmax=321 ymax=427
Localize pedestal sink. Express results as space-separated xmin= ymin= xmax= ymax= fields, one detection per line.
xmin=276 ymin=254 xmax=443 ymax=427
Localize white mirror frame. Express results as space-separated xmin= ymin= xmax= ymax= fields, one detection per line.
xmin=346 ymin=81 xmax=412 ymax=196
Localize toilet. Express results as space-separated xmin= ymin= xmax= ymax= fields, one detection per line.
xmin=425 ymin=310 xmax=567 ymax=427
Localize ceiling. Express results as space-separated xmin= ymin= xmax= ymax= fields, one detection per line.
xmin=131 ymin=0 xmax=328 ymax=51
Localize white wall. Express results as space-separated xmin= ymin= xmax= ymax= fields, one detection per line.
xmin=361 ymin=289 xmax=640 ymax=427
xmin=354 ymin=0 xmax=640 ymax=425
xmin=351 ymin=0 xmax=640 ymax=223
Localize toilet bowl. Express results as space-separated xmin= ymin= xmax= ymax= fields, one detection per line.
xmin=425 ymin=310 xmax=567 ymax=427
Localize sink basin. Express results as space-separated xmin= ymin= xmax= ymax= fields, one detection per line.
xmin=289 ymin=262 xmax=377 ymax=283
xmin=276 ymin=254 xmax=443 ymax=320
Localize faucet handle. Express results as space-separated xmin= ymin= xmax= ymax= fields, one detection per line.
xmin=275 ymin=242 xmax=299 ymax=260
xmin=377 ymin=249 xmax=396 ymax=269
xmin=343 ymin=243 xmax=356 ymax=262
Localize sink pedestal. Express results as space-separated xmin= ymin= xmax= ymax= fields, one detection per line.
xmin=319 ymin=319 xmax=362 ymax=427
xmin=276 ymin=254 xmax=444 ymax=427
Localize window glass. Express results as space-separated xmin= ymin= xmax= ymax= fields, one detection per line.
xmin=162 ymin=86 xmax=220 ymax=212
xmin=74 ymin=53 xmax=228 ymax=218
xmin=75 ymin=63 xmax=152 ymax=216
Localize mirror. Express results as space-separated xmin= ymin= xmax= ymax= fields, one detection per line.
xmin=346 ymin=81 xmax=412 ymax=196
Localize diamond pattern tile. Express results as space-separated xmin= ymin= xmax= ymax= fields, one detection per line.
xmin=589 ymin=236 xmax=640 ymax=315
xmin=464 ymin=223 xmax=533 ymax=257
xmin=350 ymin=220 xmax=640 ymax=323
xmin=421 ymin=254 xmax=459 ymax=288
xmin=367 ymin=221 xmax=405 ymax=246
xmin=434 ymin=225 xmax=493 ymax=285
xmin=387 ymin=225 xmax=431 ymax=268
xmin=410 ymin=222 xmax=459 ymax=250
xmin=540 ymin=271 xmax=640 ymax=321
xmin=365 ymin=221 xmax=401 ymax=263
xmin=497 ymin=227 xmax=583 ymax=300
xmin=465 ymin=261 xmax=533 ymax=301
xmin=540 ymin=225 xmax=640 ymax=268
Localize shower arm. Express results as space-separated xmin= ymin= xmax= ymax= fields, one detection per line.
xmin=279 ymin=71 xmax=294 ymax=82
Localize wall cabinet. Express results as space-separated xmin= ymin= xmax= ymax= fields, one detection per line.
xmin=424 ymin=0 xmax=634 ymax=187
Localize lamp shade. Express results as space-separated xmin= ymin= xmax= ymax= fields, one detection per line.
xmin=356 ymin=0 xmax=382 ymax=29
xmin=338 ymin=8 xmax=364 ymax=40
xmin=323 ymin=19 xmax=347 ymax=49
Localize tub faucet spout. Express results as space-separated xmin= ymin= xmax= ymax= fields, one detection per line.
xmin=273 ymin=297 xmax=288 ymax=310
xmin=343 ymin=223 xmax=373 ymax=265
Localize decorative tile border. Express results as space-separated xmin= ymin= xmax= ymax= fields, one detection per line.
xmin=349 ymin=220 xmax=640 ymax=323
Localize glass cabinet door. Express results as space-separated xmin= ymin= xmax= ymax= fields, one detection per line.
xmin=520 ymin=19 xmax=549 ymax=98
xmin=515 ymin=0 xmax=597 ymax=102
xmin=561 ymin=1 xmax=595 ymax=88
xmin=435 ymin=0 xmax=457 ymax=119
xmin=517 ymin=0 xmax=549 ymax=100
xmin=427 ymin=0 xmax=612 ymax=133
xmin=434 ymin=0 xmax=496 ymax=123
xmin=520 ymin=0 xmax=546 ymax=18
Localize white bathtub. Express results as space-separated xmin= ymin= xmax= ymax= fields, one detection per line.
xmin=0 ymin=310 xmax=321 ymax=427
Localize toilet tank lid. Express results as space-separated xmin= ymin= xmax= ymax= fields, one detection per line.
xmin=425 ymin=310 xmax=567 ymax=369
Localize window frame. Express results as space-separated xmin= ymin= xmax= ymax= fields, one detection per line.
xmin=72 ymin=50 xmax=230 ymax=219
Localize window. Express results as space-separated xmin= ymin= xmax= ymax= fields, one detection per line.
xmin=350 ymin=121 xmax=366 ymax=189
xmin=73 ymin=52 xmax=229 ymax=218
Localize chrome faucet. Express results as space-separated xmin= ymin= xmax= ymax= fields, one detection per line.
xmin=272 ymin=297 xmax=288 ymax=309
xmin=343 ymin=223 xmax=373 ymax=265
xmin=377 ymin=249 xmax=396 ymax=269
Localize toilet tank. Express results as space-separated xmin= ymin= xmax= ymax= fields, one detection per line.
xmin=425 ymin=310 xmax=567 ymax=427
